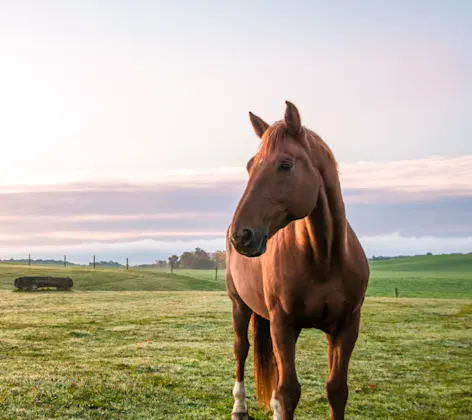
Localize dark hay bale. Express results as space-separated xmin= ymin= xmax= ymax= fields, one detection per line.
xmin=14 ymin=276 xmax=73 ymax=291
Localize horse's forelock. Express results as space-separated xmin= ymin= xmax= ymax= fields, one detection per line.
xmin=257 ymin=121 xmax=338 ymax=173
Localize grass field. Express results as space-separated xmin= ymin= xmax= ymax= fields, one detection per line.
xmin=368 ymin=254 xmax=472 ymax=299
xmin=0 ymin=264 xmax=226 ymax=292
xmin=0 ymin=292 xmax=470 ymax=419
xmin=0 ymin=254 xmax=471 ymax=418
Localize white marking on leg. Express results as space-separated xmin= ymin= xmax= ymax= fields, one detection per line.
xmin=232 ymin=381 xmax=247 ymax=414
xmin=270 ymin=390 xmax=282 ymax=420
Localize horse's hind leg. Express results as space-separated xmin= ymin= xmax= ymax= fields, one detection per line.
xmin=326 ymin=310 xmax=361 ymax=420
xmin=230 ymin=295 xmax=252 ymax=420
xmin=269 ymin=314 xmax=302 ymax=420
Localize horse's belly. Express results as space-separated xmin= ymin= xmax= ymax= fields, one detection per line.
xmin=299 ymin=281 xmax=354 ymax=332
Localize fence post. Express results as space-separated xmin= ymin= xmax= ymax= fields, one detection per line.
xmin=215 ymin=264 xmax=218 ymax=281
xmin=170 ymin=259 xmax=174 ymax=274
xmin=28 ymin=254 xmax=31 ymax=266
xmin=126 ymin=257 xmax=129 ymax=270
xmin=93 ymin=255 xmax=96 ymax=269
xmin=64 ymin=255 xmax=66 ymax=268
xmin=395 ymin=287 xmax=398 ymax=298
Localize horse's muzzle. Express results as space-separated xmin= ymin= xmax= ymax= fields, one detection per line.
xmin=230 ymin=226 xmax=269 ymax=257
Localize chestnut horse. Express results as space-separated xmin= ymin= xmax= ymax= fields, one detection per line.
xmin=226 ymin=101 xmax=369 ymax=419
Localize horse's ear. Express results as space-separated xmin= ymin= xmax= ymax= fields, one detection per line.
xmin=284 ymin=100 xmax=302 ymax=135
xmin=246 ymin=156 xmax=255 ymax=173
xmin=249 ymin=112 xmax=270 ymax=139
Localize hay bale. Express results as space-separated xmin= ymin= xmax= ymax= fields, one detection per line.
xmin=14 ymin=276 xmax=73 ymax=291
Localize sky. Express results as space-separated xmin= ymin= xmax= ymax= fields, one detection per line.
xmin=0 ymin=1 xmax=471 ymax=264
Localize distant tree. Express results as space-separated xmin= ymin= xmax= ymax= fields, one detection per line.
xmin=178 ymin=251 xmax=194 ymax=268
xmin=88 ymin=260 xmax=123 ymax=268
xmin=194 ymin=247 xmax=209 ymax=260
xmin=168 ymin=255 xmax=179 ymax=269
xmin=178 ymin=248 xmax=215 ymax=269
xmin=212 ymin=250 xmax=226 ymax=268
xmin=426 ymin=252 xmax=433 ymax=256
xmin=193 ymin=248 xmax=214 ymax=269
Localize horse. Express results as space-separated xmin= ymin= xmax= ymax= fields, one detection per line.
xmin=225 ymin=101 xmax=370 ymax=420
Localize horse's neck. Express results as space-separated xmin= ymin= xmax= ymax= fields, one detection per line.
xmin=299 ymin=177 xmax=347 ymax=271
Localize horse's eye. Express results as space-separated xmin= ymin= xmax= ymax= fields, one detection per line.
xmin=278 ymin=160 xmax=293 ymax=172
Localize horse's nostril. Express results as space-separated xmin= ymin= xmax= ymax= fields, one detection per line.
xmin=241 ymin=228 xmax=254 ymax=247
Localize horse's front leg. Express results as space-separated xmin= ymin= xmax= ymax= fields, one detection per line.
xmin=230 ymin=298 xmax=252 ymax=420
xmin=269 ymin=313 xmax=302 ymax=420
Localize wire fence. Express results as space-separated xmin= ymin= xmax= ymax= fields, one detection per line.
xmin=1 ymin=254 xmax=469 ymax=300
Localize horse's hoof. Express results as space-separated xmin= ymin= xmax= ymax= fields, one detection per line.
xmin=232 ymin=413 xmax=249 ymax=420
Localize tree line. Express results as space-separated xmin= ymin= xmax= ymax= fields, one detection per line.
xmin=154 ymin=248 xmax=226 ymax=270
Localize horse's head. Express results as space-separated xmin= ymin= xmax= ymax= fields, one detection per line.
xmin=231 ymin=101 xmax=324 ymax=257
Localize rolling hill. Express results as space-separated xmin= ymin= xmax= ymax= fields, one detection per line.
xmin=0 ymin=253 xmax=470 ymax=298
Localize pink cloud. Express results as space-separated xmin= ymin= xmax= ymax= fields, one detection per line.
xmin=0 ymin=212 xmax=228 ymax=223
xmin=1 ymin=155 xmax=470 ymax=199
xmin=46 ymin=230 xmax=226 ymax=241
xmin=339 ymin=155 xmax=472 ymax=200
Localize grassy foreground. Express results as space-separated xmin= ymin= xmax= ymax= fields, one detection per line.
xmin=0 ymin=291 xmax=471 ymax=419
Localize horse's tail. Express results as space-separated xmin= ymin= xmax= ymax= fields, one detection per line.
xmin=251 ymin=312 xmax=277 ymax=409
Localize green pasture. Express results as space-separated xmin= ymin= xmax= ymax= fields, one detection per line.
xmin=0 ymin=292 xmax=470 ymax=419
xmin=0 ymin=253 xmax=470 ymax=418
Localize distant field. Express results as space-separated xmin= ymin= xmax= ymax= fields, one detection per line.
xmin=370 ymin=253 xmax=472 ymax=272
xmin=0 ymin=264 xmax=226 ymax=292
xmin=0 ymin=291 xmax=470 ymax=419
xmin=0 ymin=253 xmax=471 ymax=298
xmin=368 ymin=253 xmax=472 ymax=299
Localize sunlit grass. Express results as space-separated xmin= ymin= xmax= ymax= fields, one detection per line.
xmin=0 ymin=291 xmax=470 ymax=419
